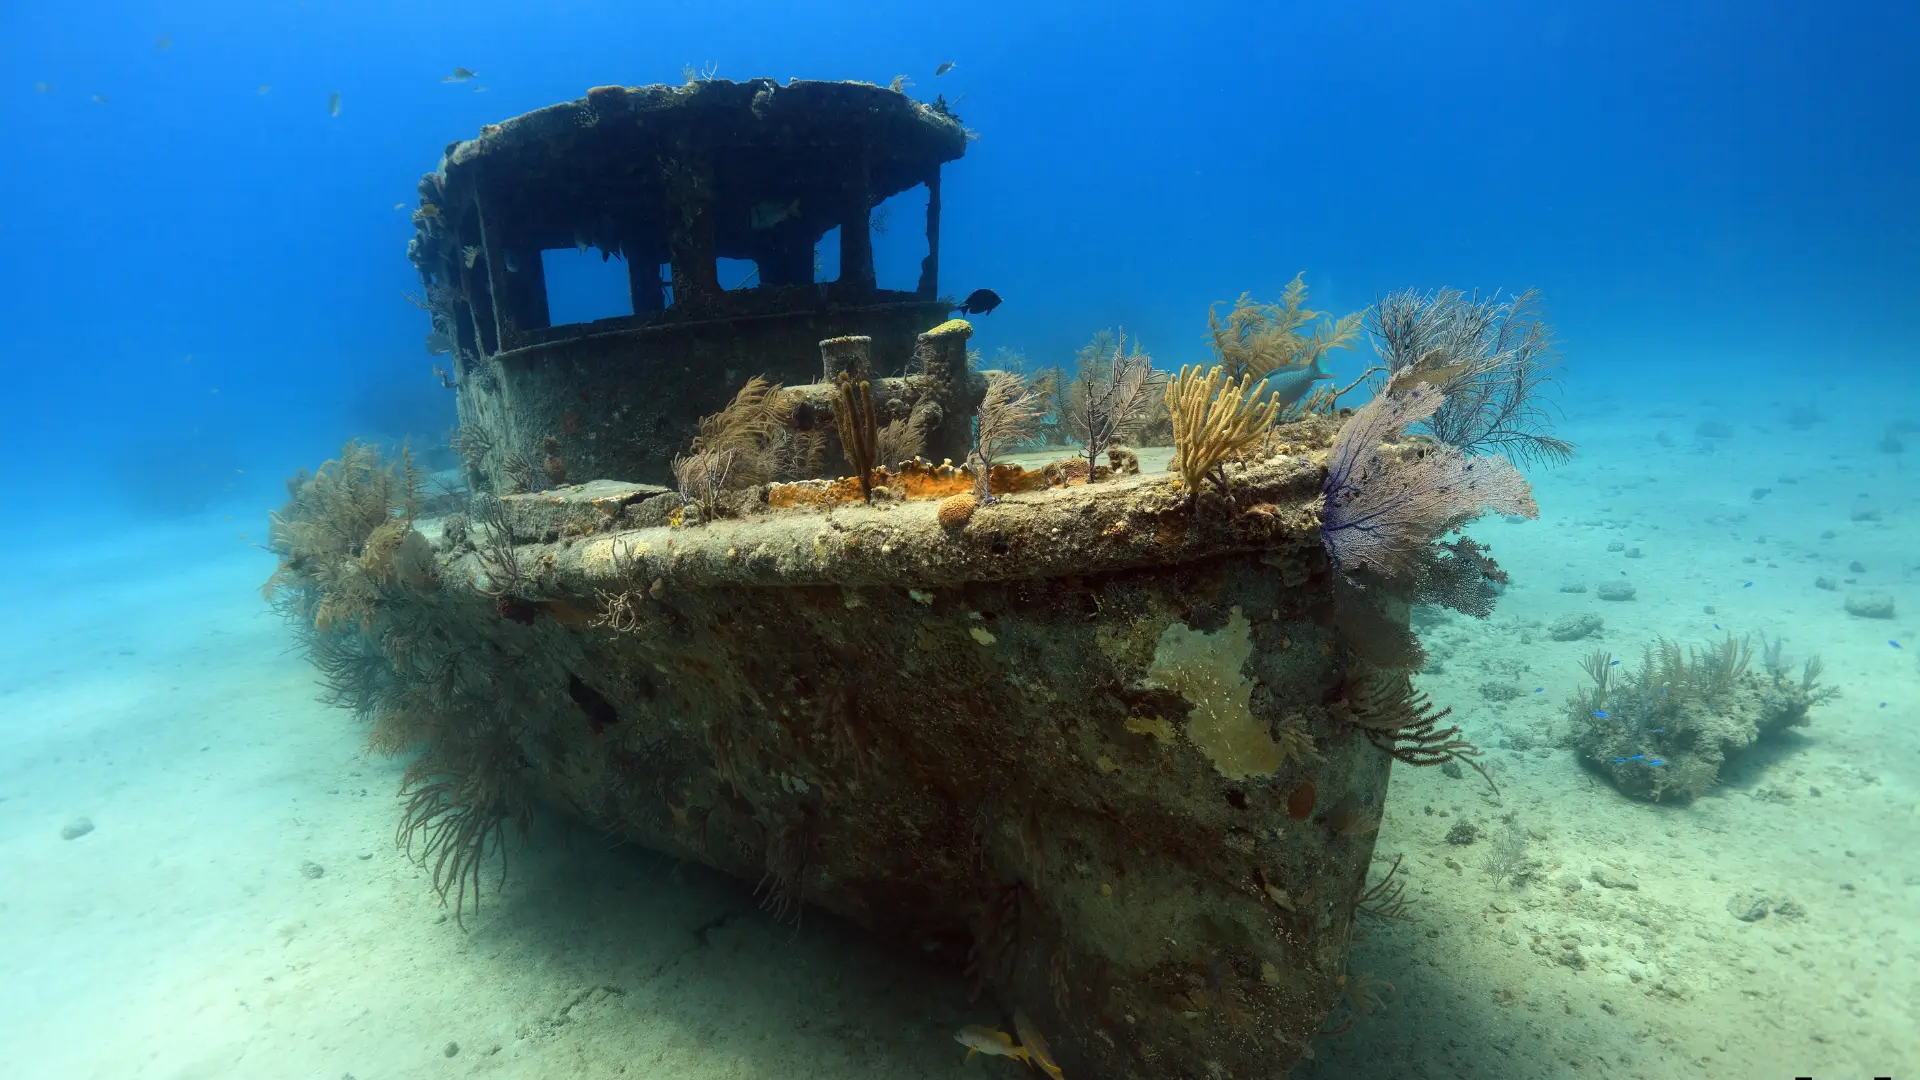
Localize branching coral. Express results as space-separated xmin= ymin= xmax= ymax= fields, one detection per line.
xmin=970 ymin=370 xmax=1043 ymax=500
xmin=673 ymin=376 xmax=792 ymax=519
xmin=1164 ymin=364 xmax=1283 ymax=499
xmin=1569 ymin=632 xmax=1837 ymax=801
xmin=1072 ymin=331 xmax=1161 ymax=478
xmin=264 ymin=440 xmax=427 ymax=631
xmin=1348 ymin=671 xmax=1495 ymax=791
xmin=397 ymin=721 xmax=532 ymax=928
xmin=1206 ymin=274 xmax=1364 ymax=384
xmin=833 ymin=371 xmax=880 ymax=503
xmin=1355 ymin=853 xmax=1413 ymax=921
xmin=876 ymin=411 xmax=931 ymax=469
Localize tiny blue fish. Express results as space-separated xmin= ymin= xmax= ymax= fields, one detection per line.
xmin=1880 ymin=702 xmax=1888 ymax=708
xmin=1611 ymin=757 xmax=1627 ymax=764
xmin=1742 ymin=581 xmax=1753 ymax=588
xmin=1652 ymin=728 xmax=1665 ymax=733
xmin=1628 ymin=754 xmax=1645 ymax=760
xmin=1534 ymin=687 xmax=1545 ymax=693
xmin=1713 ymin=623 xmax=1721 ymax=630
xmin=1891 ymin=640 xmax=1903 ymax=649
xmin=1659 ymin=689 xmax=1669 ymax=695
xmin=1608 ymin=659 xmax=1621 ymax=666
xmin=1593 ymin=709 xmax=1609 ymax=719
xmin=1649 ymin=759 xmax=1666 ymax=766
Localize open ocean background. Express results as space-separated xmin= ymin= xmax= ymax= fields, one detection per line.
xmin=2 ymin=3 xmax=1917 ymax=1078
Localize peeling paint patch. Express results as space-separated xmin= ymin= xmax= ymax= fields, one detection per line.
xmin=1147 ymin=606 xmax=1285 ymax=778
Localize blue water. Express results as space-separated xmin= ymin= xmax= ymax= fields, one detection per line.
xmin=2 ymin=3 xmax=1916 ymax=1078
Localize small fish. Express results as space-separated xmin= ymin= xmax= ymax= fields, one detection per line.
xmin=749 ymin=198 xmax=800 ymax=230
xmin=257 ymin=84 xmax=271 ymax=94
xmin=1608 ymin=659 xmax=1621 ymax=666
xmin=328 ymin=90 xmax=341 ymax=117
xmin=418 ymin=203 xmax=441 ymax=218
xmin=503 ymin=250 xmax=519 ymax=272
xmin=935 ymin=61 xmax=956 ymax=76
xmin=442 ymin=67 xmax=479 ymax=83
xmin=463 ymin=245 xmax=480 ymax=269
xmin=1890 ymin=640 xmax=1902 ymax=649
xmin=1534 ymin=687 xmax=1544 ymax=693
xmin=1611 ymin=757 xmax=1626 ymax=764
xmin=1628 ymin=754 xmax=1644 ymax=761
xmin=1713 ymin=623 xmax=1721 ymax=630
xmin=955 ymin=1026 xmax=1023 ymax=1064
xmin=1652 ymin=728 xmax=1665 ymax=733
xmin=157 ymin=36 xmax=172 ymax=50
xmin=1012 ymin=1011 xmax=1065 ymax=1080
xmin=1649 ymin=759 xmax=1666 ymax=766
xmin=393 ymin=202 xmax=406 ymax=210
xmin=91 ymin=93 xmax=108 ymax=104
xmin=33 ymin=81 xmax=51 ymax=93
xmin=1592 ymin=709 xmax=1608 ymax=719
xmin=954 ymin=287 xmax=1002 ymax=315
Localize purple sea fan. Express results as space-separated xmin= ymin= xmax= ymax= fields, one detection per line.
xmin=1321 ymin=385 xmax=1538 ymax=580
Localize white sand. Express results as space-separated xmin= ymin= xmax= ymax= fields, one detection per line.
xmin=2 ymin=395 xmax=1915 ymax=1079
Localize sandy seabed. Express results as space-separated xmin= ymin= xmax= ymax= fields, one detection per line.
xmin=3 ymin=396 xmax=1915 ymax=1080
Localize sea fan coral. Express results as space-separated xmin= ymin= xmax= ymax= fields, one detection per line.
xmin=1369 ymin=287 xmax=1571 ymax=466
xmin=1320 ymin=386 xmax=1536 ymax=582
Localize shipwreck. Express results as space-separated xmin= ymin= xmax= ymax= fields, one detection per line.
xmin=271 ymin=77 xmax=1534 ymax=1079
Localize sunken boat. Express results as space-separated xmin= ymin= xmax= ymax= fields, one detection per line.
xmin=269 ymin=77 xmax=1468 ymax=1078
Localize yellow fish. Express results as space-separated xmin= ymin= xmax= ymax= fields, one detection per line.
xmin=954 ymin=1025 xmax=1024 ymax=1064
xmin=954 ymin=1016 xmax=1066 ymax=1078
xmin=327 ymin=91 xmax=341 ymax=117
xmin=1013 ymin=1012 xmax=1065 ymax=1080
